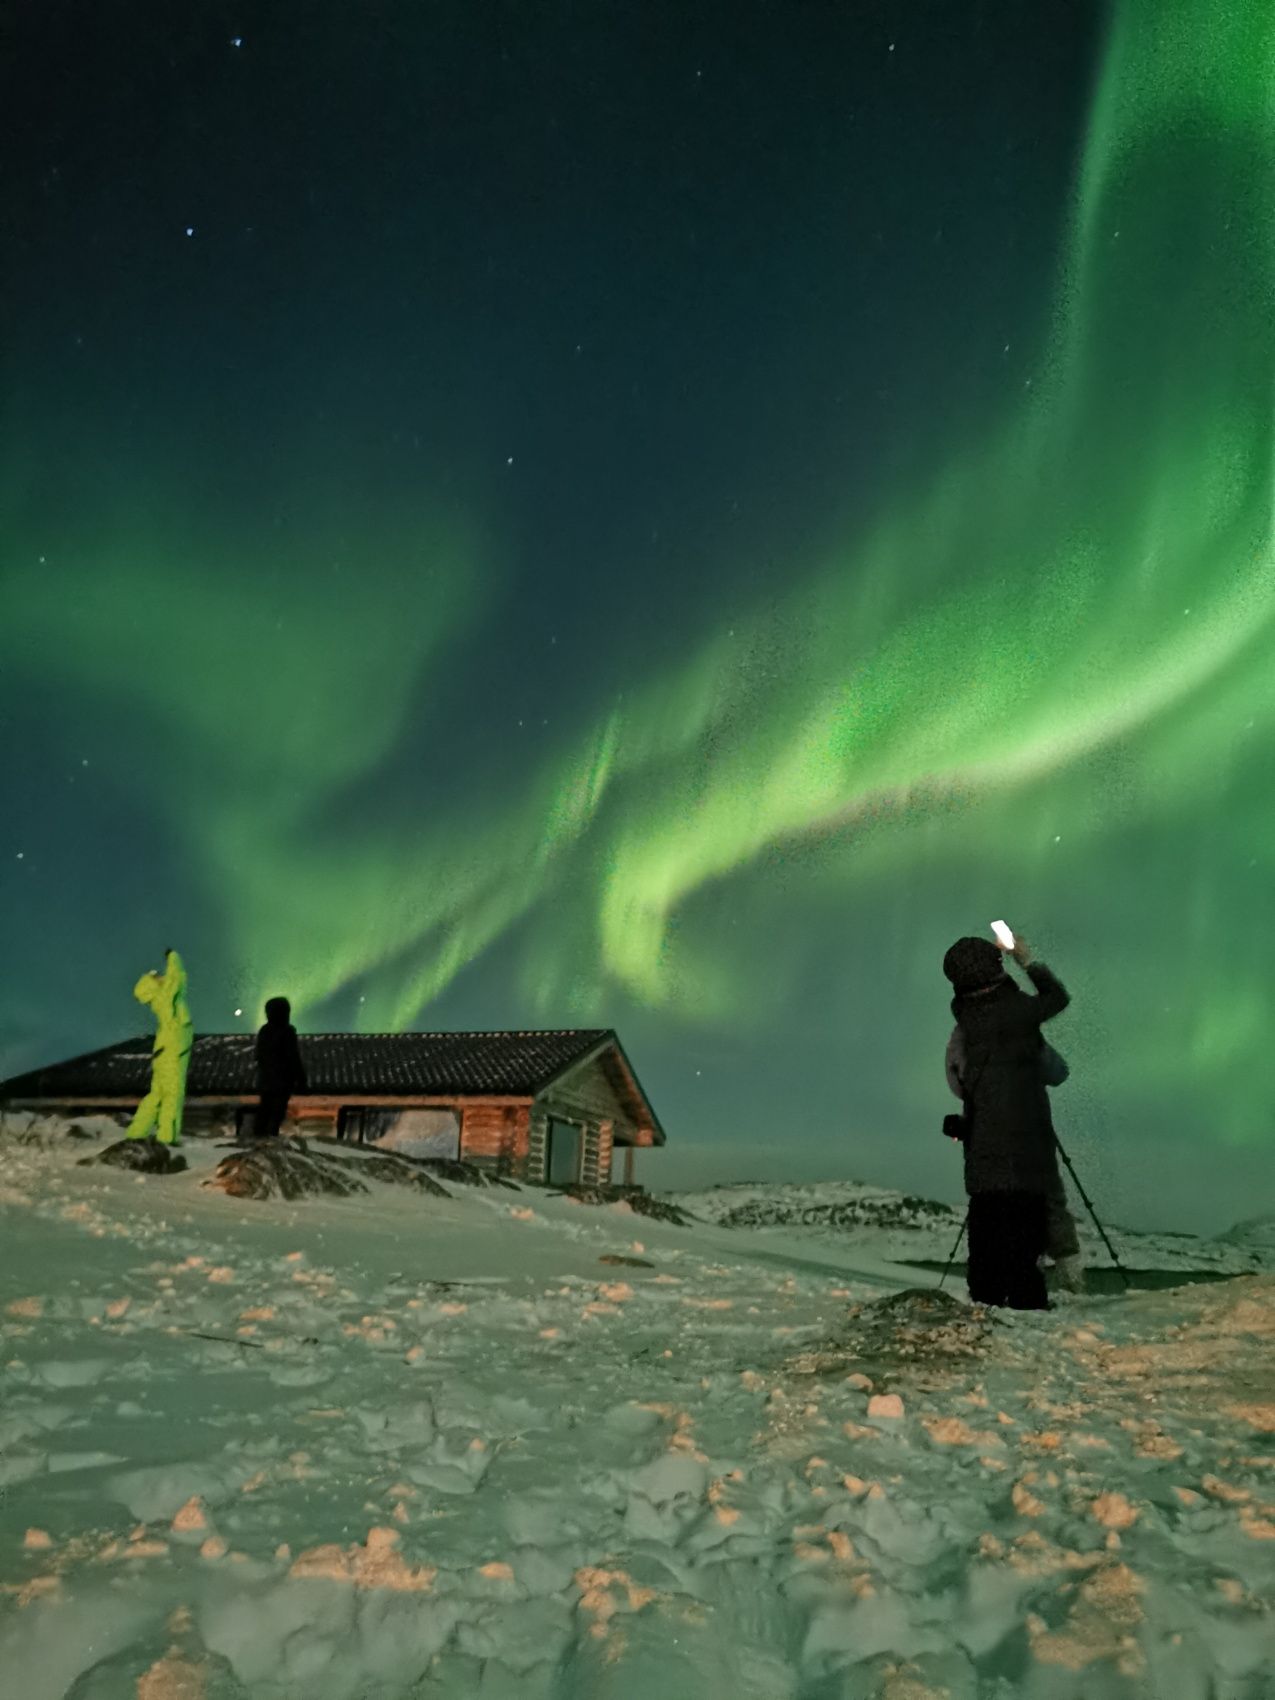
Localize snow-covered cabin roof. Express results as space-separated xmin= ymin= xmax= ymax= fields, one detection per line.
xmin=0 ymin=1029 xmax=665 ymax=1141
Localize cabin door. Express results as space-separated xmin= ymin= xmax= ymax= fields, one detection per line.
xmin=546 ymin=1117 xmax=583 ymax=1186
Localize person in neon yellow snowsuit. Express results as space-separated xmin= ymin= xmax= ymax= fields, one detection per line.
xmin=126 ymin=949 xmax=193 ymax=1146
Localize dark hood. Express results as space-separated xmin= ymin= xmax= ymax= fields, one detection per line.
xmin=942 ymin=936 xmax=1008 ymax=996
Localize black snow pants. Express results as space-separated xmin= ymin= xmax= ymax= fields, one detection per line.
xmin=255 ymin=1090 xmax=291 ymax=1139
xmin=967 ymin=1191 xmax=1049 ymax=1310
xmin=1044 ymin=1163 xmax=1080 ymax=1260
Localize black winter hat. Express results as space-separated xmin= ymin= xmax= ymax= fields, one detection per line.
xmin=943 ymin=936 xmax=1007 ymax=993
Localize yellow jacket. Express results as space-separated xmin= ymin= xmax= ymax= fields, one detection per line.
xmin=127 ymin=949 xmax=193 ymax=1144
xmin=133 ymin=950 xmax=193 ymax=1074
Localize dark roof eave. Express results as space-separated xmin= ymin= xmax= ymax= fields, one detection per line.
xmin=611 ymin=1128 xmax=664 ymax=1148
xmin=609 ymin=1031 xmax=666 ymax=1144
xmin=536 ymin=1028 xmax=666 ymax=1144
xmin=0 ymin=1029 xmax=631 ymax=1108
xmin=2 ymin=1091 xmax=537 ymax=1106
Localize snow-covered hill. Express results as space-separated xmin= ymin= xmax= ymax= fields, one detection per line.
xmin=671 ymin=1179 xmax=959 ymax=1234
xmin=0 ymin=1121 xmax=1272 ymax=1698
xmin=1220 ymin=1215 xmax=1275 ymax=1252
xmin=666 ymin=1180 xmax=1275 ymax=1279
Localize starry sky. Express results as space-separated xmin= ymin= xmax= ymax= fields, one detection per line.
xmin=3 ymin=0 xmax=1272 ymax=1233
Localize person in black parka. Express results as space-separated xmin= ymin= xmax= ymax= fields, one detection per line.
xmin=254 ymin=997 xmax=307 ymax=1139
xmin=946 ymin=1022 xmax=1084 ymax=1291
xmin=942 ymin=932 xmax=1070 ymax=1310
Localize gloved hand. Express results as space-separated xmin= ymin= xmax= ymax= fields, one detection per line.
xmin=996 ymin=934 xmax=1032 ymax=966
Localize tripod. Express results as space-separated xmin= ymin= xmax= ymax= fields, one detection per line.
xmin=1053 ymin=1134 xmax=1131 ymax=1290
xmin=938 ymin=1136 xmax=1129 ymax=1293
xmin=938 ymin=1212 xmax=967 ymax=1291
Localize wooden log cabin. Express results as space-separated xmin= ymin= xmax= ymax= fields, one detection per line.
xmin=0 ymin=1028 xmax=664 ymax=1188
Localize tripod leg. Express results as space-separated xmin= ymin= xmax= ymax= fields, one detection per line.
xmin=938 ymin=1211 xmax=968 ymax=1291
xmin=1054 ymin=1138 xmax=1131 ymax=1289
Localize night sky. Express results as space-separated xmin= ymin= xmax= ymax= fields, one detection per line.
xmin=4 ymin=1 xmax=1272 ymax=1232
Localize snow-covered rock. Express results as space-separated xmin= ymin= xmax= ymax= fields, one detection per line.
xmin=204 ymin=1138 xmax=454 ymax=1201
xmin=81 ymin=1138 xmax=188 ymax=1176
xmin=1220 ymin=1214 xmax=1275 ymax=1250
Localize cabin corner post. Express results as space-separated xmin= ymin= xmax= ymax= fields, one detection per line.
xmin=527 ymin=1104 xmax=550 ymax=1185
xmin=596 ymin=1118 xmax=614 ymax=1188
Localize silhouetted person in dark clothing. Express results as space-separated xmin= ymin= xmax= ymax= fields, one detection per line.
xmin=947 ymin=1024 xmax=1084 ymax=1292
xmin=942 ymin=932 xmax=1070 ymax=1311
xmin=254 ymin=997 xmax=307 ymax=1138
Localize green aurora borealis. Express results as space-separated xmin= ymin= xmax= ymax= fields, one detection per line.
xmin=3 ymin=0 xmax=1272 ymax=1227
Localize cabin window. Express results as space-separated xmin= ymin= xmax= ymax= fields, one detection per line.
xmin=546 ymin=1117 xmax=583 ymax=1185
xmin=339 ymin=1107 xmax=461 ymax=1158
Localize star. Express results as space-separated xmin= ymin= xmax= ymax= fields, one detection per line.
xmin=230 ymin=36 xmax=244 ymax=49
xmin=185 ymin=226 xmax=195 ymax=237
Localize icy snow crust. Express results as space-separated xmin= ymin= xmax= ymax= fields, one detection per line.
xmin=0 ymin=1124 xmax=1272 ymax=1699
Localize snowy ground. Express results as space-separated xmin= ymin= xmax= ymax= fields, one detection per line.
xmin=1 ymin=1123 xmax=1272 ymax=1699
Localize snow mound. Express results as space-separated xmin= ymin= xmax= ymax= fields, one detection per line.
xmin=1220 ymin=1214 xmax=1275 ymax=1250
xmin=785 ymin=1287 xmax=995 ymax=1386
xmin=411 ymin=1157 xmax=521 ymax=1191
xmin=558 ymin=1184 xmax=693 ymax=1225
xmin=79 ymin=1138 xmax=188 ymax=1176
xmin=669 ymin=1178 xmax=956 ymax=1233
xmin=0 ymin=1111 xmax=128 ymax=1148
xmin=203 ymin=1139 xmax=454 ymax=1201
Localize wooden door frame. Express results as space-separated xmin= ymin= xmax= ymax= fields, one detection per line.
xmin=545 ymin=1113 xmax=587 ymax=1185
